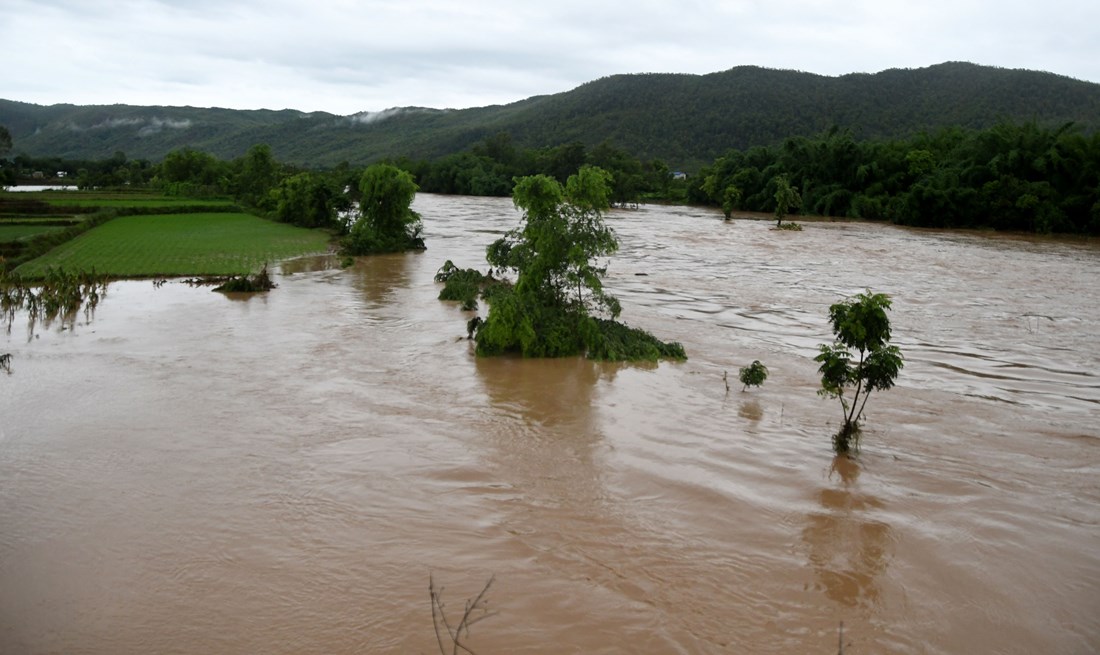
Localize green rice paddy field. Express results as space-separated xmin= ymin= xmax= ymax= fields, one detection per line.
xmin=30 ymin=191 xmax=238 ymax=209
xmin=0 ymin=225 xmax=65 ymax=241
xmin=14 ymin=213 xmax=333 ymax=277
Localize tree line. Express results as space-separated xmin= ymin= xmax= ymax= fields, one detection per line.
xmin=393 ymin=120 xmax=1100 ymax=234
xmin=5 ymin=118 xmax=1098 ymax=234
xmin=392 ymin=134 xmax=681 ymax=207
xmin=690 ymin=121 xmax=1100 ymax=234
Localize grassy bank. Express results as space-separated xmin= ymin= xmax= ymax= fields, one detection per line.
xmin=13 ymin=212 xmax=332 ymax=278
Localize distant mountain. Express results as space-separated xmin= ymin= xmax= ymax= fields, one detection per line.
xmin=4 ymin=62 xmax=1099 ymax=170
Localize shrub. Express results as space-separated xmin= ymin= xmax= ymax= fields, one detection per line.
xmin=738 ymin=360 xmax=769 ymax=390
xmin=814 ymin=290 xmax=904 ymax=454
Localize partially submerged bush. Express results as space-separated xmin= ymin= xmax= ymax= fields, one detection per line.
xmin=1 ymin=267 xmax=108 ymax=337
xmin=213 ymin=264 xmax=276 ymax=293
xmin=471 ymin=284 xmax=684 ymax=361
xmin=582 ymin=318 xmax=686 ymax=361
xmin=738 ymin=360 xmax=769 ymax=390
xmin=435 ymin=260 xmax=496 ymax=311
xmin=469 ymin=167 xmax=685 ymax=362
xmin=342 ymin=164 xmax=425 ymax=255
xmin=815 ymin=290 xmax=904 ymax=454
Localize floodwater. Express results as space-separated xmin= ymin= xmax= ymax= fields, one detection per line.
xmin=2 ymin=185 xmax=77 ymax=192
xmin=2 ymin=194 xmax=1098 ymax=654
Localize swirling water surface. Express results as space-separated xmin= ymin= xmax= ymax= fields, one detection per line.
xmin=2 ymin=194 xmax=1098 ymax=654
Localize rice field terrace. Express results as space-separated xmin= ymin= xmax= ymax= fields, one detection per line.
xmin=1 ymin=190 xmax=335 ymax=279
xmin=0 ymin=224 xmax=66 ymax=241
xmin=39 ymin=195 xmax=239 ymax=209
xmin=13 ymin=212 xmax=334 ymax=278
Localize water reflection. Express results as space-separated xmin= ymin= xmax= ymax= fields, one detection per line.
xmin=278 ymin=254 xmax=341 ymax=275
xmin=738 ymin=398 xmax=764 ymax=421
xmin=217 ymin=291 xmax=268 ymax=304
xmin=802 ymin=457 xmax=894 ymax=610
xmin=472 ymin=356 xmax=613 ymax=513
xmin=2 ymin=275 xmax=108 ymax=341
xmin=345 ymin=252 xmax=415 ymax=306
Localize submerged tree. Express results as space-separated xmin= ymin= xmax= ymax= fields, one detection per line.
xmin=472 ymin=166 xmax=684 ymax=361
xmin=1 ymin=267 xmax=108 ymax=340
xmin=343 ymin=163 xmax=425 ymax=255
xmin=814 ymin=290 xmax=904 ymax=454
xmin=773 ymin=174 xmax=802 ymax=227
xmin=738 ymin=360 xmax=769 ymax=391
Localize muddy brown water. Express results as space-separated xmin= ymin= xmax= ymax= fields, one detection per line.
xmin=2 ymin=194 xmax=1098 ymax=654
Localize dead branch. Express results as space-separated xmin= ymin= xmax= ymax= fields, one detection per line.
xmin=430 ymin=573 xmax=496 ymax=655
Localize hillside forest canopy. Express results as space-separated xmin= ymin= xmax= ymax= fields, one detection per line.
xmin=3 ymin=118 xmax=1098 ymax=235
xmin=5 ymin=62 xmax=1100 ymax=169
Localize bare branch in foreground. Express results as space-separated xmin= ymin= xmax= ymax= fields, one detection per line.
xmin=430 ymin=573 xmax=496 ymax=655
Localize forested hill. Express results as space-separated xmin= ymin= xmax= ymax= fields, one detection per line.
xmin=4 ymin=62 xmax=1100 ymax=170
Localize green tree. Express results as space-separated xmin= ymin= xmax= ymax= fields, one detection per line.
xmin=738 ymin=360 xmax=768 ymax=390
xmin=484 ymin=166 xmax=619 ymax=312
xmin=773 ymin=174 xmax=802 ymax=226
xmin=721 ymin=185 xmax=743 ymax=219
xmin=538 ymin=142 xmax=587 ymax=184
xmin=474 ymin=166 xmax=684 ymax=361
xmin=156 ymin=147 xmax=227 ymax=196
xmin=273 ymin=172 xmax=341 ymax=229
xmin=0 ymin=125 xmax=12 ymax=159
xmin=234 ymin=143 xmax=281 ymax=209
xmin=343 ymin=163 xmax=424 ymax=255
xmin=814 ymin=291 xmax=904 ymax=454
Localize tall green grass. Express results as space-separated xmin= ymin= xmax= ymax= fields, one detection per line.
xmin=14 ymin=213 xmax=332 ymax=278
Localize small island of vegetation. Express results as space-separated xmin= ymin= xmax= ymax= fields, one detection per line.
xmin=438 ymin=166 xmax=685 ymax=362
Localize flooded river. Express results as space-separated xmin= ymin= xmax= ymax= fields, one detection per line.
xmin=2 ymin=194 xmax=1098 ymax=654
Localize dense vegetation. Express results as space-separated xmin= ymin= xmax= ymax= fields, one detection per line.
xmin=5 ymin=63 xmax=1098 ymax=239
xmin=4 ymin=63 xmax=1099 ymax=170
xmin=6 ymin=116 xmax=1098 ymax=246
xmin=399 ymin=136 xmax=675 ymax=206
xmin=342 ymin=164 xmax=425 ymax=255
xmin=391 ymin=119 xmax=1100 ymax=234
xmin=448 ymin=166 xmax=685 ymax=362
xmin=691 ymin=121 xmax=1100 ymax=233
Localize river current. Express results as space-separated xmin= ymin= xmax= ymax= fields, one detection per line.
xmin=2 ymin=194 xmax=1098 ymax=653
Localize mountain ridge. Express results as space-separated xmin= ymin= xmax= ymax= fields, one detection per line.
xmin=4 ymin=62 xmax=1099 ymax=170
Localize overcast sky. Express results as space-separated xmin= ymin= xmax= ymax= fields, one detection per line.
xmin=3 ymin=0 xmax=1098 ymax=115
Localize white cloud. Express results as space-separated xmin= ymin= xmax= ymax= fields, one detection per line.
xmin=1 ymin=0 xmax=1097 ymax=114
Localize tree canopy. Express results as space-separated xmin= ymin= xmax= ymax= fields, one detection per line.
xmin=692 ymin=121 xmax=1100 ymax=234
xmin=272 ymin=172 xmax=344 ymax=230
xmin=472 ymin=166 xmax=684 ymax=361
xmin=815 ymin=291 xmax=904 ymax=454
xmin=0 ymin=125 xmax=11 ymax=158
xmin=343 ymin=163 xmax=424 ymax=255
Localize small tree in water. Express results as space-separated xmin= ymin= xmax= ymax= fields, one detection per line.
xmin=738 ymin=360 xmax=768 ymax=391
xmin=343 ymin=163 xmax=424 ymax=255
xmin=773 ymin=174 xmax=802 ymax=227
xmin=473 ymin=166 xmax=684 ymax=361
xmin=814 ymin=291 xmax=904 ymax=454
